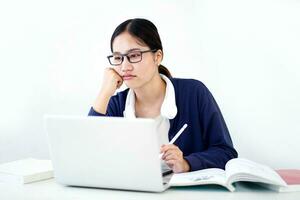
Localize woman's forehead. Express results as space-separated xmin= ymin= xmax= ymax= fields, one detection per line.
xmin=112 ymin=32 xmax=147 ymax=53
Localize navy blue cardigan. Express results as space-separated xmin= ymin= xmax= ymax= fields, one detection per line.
xmin=88 ymin=78 xmax=238 ymax=171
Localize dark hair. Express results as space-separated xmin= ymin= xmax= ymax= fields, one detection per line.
xmin=110 ymin=18 xmax=172 ymax=78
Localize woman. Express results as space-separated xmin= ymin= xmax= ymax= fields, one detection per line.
xmin=88 ymin=18 xmax=238 ymax=173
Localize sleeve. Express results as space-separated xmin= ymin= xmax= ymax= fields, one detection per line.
xmin=184 ymin=84 xmax=238 ymax=171
xmin=88 ymin=95 xmax=124 ymax=117
xmin=88 ymin=107 xmax=106 ymax=116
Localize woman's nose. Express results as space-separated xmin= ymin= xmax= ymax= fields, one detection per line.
xmin=121 ymin=57 xmax=133 ymax=72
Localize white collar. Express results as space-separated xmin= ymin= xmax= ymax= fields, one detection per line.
xmin=123 ymin=74 xmax=177 ymax=119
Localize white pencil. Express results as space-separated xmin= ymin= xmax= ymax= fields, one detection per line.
xmin=159 ymin=123 xmax=188 ymax=159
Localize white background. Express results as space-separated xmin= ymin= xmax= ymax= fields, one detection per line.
xmin=0 ymin=0 xmax=299 ymax=169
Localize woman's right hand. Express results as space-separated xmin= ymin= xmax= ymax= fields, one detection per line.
xmin=92 ymin=68 xmax=123 ymax=114
xmin=99 ymin=67 xmax=123 ymax=98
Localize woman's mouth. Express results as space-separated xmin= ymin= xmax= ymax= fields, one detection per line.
xmin=122 ymin=75 xmax=136 ymax=80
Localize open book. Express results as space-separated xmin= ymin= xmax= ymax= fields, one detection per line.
xmin=169 ymin=158 xmax=287 ymax=192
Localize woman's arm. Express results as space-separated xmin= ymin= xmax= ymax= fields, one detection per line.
xmin=185 ymin=85 xmax=238 ymax=171
xmin=89 ymin=68 xmax=123 ymax=116
xmin=88 ymin=93 xmax=125 ymax=117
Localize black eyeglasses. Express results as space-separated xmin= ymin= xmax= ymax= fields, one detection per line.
xmin=107 ymin=49 xmax=157 ymax=66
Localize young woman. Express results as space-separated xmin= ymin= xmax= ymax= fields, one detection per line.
xmin=89 ymin=18 xmax=238 ymax=173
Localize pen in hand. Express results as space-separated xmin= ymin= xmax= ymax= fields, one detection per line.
xmin=159 ymin=123 xmax=188 ymax=159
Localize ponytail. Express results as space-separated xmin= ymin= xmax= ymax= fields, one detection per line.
xmin=158 ymin=64 xmax=172 ymax=78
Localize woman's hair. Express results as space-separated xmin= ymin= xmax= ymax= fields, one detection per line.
xmin=110 ymin=18 xmax=172 ymax=78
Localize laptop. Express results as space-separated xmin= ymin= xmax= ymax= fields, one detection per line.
xmin=44 ymin=115 xmax=173 ymax=192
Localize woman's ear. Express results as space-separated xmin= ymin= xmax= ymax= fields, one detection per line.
xmin=155 ymin=50 xmax=163 ymax=65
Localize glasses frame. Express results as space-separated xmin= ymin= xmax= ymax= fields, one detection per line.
xmin=107 ymin=49 xmax=157 ymax=66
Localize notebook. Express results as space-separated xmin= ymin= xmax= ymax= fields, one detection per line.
xmin=44 ymin=115 xmax=173 ymax=192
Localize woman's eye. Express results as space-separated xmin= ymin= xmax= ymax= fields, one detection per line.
xmin=113 ymin=56 xmax=122 ymax=60
xmin=129 ymin=53 xmax=140 ymax=58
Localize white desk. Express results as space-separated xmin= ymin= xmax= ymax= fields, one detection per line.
xmin=1 ymin=178 xmax=299 ymax=200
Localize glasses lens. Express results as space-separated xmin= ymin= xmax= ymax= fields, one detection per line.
xmin=108 ymin=54 xmax=121 ymax=65
xmin=128 ymin=51 xmax=142 ymax=63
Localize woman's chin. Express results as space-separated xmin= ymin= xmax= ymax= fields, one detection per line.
xmin=124 ymin=81 xmax=141 ymax=90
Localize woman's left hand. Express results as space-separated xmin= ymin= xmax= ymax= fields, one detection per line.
xmin=160 ymin=144 xmax=190 ymax=173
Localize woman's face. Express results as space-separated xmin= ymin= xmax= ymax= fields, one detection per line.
xmin=112 ymin=31 xmax=161 ymax=89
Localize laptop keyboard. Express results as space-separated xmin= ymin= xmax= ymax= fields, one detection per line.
xmin=161 ymin=162 xmax=173 ymax=176
xmin=163 ymin=173 xmax=173 ymax=185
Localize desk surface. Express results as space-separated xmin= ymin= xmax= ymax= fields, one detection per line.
xmin=1 ymin=178 xmax=299 ymax=200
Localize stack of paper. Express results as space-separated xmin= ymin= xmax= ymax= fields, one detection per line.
xmin=0 ymin=158 xmax=53 ymax=184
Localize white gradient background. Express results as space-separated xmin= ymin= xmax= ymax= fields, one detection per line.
xmin=0 ymin=0 xmax=299 ymax=169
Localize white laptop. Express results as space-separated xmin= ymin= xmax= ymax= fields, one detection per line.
xmin=44 ymin=115 xmax=173 ymax=192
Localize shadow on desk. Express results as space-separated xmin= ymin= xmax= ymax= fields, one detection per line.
xmin=66 ymin=182 xmax=274 ymax=194
xmin=169 ymin=185 xmax=228 ymax=192
xmin=65 ymin=183 xmax=230 ymax=194
xmin=169 ymin=182 xmax=276 ymax=193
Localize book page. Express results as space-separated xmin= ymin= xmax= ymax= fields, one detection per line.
xmin=169 ymin=168 xmax=227 ymax=187
xmin=225 ymin=158 xmax=286 ymax=186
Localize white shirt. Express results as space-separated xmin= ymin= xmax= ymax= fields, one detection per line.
xmin=123 ymin=74 xmax=178 ymax=146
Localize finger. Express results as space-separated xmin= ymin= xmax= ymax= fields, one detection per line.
xmin=112 ymin=67 xmax=123 ymax=77
xmin=164 ymin=153 xmax=179 ymax=161
xmin=160 ymin=144 xmax=170 ymax=153
xmin=164 ymin=147 xmax=182 ymax=155
xmin=165 ymin=159 xmax=177 ymax=168
xmin=161 ymin=145 xmax=181 ymax=159
xmin=162 ymin=149 xmax=180 ymax=160
xmin=116 ymin=79 xmax=123 ymax=89
xmin=164 ymin=144 xmax=177 ymax=149
xmin=165 ymin=159 xmax=186 ymax=173
xmin=160 ymin=144 xmax=172 ymax=154
xmin=109 ymin=70 xmax=122 ymax=88
xmin=165 ymin=160 xmax=175 ymax=169
xmin=106 ymin=67 xmax=115 ymax=73
xmin=107 ymin=67 xmax=121 ymax=78
xmin=108 ymin=66 xmax=117 ymax=71
xmin=161 ymin=144 xmax=178 ymax=152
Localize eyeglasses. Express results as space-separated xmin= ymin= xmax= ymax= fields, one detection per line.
xmin=107 ymin=49 xmax=157 ymax=66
